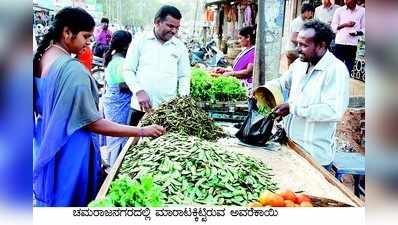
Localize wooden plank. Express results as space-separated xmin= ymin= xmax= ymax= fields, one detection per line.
xmin=287 ymin=140 xmax=364 ymax=207
xmin=95 ymin=136 xmax=140 ymax=200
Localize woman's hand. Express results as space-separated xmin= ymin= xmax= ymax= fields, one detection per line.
xmin=223 ymin=71 xmax=234 ymax=76
xmin=141 ymin=125 xmax=166 ymax=137
xmin=215 ymin=67 xmax=226 ymax=74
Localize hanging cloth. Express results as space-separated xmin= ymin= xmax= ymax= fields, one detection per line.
xmin=244 ymin=5 xmax=252 ymax=26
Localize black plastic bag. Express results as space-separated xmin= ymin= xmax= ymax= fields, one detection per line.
xmin=269 ymin=124 xmax=288 ymax=145
xmin=235 ymin=98 xmax=275 ymax=146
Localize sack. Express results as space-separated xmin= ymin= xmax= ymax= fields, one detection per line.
xmin=235 ymin=98 xmax=275 ymax=146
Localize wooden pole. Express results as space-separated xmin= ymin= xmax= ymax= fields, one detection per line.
xmin=253 ymin=0 xmax=266 ymax=88
xmin=193 ymin=0 xmax=199 ymax=36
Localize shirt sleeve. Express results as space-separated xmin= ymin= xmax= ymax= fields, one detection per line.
xmin=123 ymin=37 xmax=143 ymax=93
xmin=331 ymin=8 xmax=340 ymax=33
xmin=359 ymin=8 xmax=365 ymax=34
xmin=290 ymin=18 xmax=301 ymax=33
xmin=177 ymin=45 xmax=191 ymax=96
xmin=290 ymin=63 xmax=350 ymax=122
xmin=314 ymin=7 xmax=320 ymax=20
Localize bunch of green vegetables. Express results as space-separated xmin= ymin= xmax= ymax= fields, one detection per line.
xmin=258 ymin=104 xmax=272 ymax=117
xmin=190 ymin=68 xmax=247 ymax=102
xmin=140 ymin=96 xmax=225 ymax=141
xmin=88 ymin=175 xmax=164 ymax=207
xmin=117 ymin=132 xmax=279 ymax=206
xmin=190 ymin=68 xmax=214 ymax=102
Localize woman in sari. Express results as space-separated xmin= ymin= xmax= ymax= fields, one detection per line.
xmin=102 ymin=30 xmax=133 ymax=166
xmin=214 ymin=26 xmax=256 ymax=92
xmin=33 ymin=7 xmax=165 ymax=207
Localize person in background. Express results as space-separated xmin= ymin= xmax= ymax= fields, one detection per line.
xmin=286 ymin=3 xmax=315 ymax=66
xmin=270 ymin=20 xmax=350 ymax=169
xmin=93 ymin=17 xmax=112 ymax=57
xmin=314 ymin=0 xmax=340 ymax=53
xmin=102 ymin=30 xmax=133 ymax=166
xmin=123 ymin=5 xmax=191 ymax=126
xmin=33 ymin=7 xmax=165 ymax=207
xmin=331 ymin=0 xmax=365 ymax=75
xmin=77 ymin=46 xmax=93 ymax=72
xmin=314 ymin=0 xmax=340 ymax=26
xmin=213 ymin=26 xmax=256 ymax=93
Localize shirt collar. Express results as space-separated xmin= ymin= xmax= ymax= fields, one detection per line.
xmin=344 ymin=5 xmax=358 ymax=12
xmin=313 ymin=50 xmax=334 ymax=71
xmin=322 ymin=4 xmax=334 ymax=10
xmin=145 ymin=30 xmax=177 ymax=45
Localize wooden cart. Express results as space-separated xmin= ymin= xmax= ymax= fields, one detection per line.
xmin=96 ymin=128 xmax=364 ymax=207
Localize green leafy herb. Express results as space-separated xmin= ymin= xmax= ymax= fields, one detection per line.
xmin=88 ymin=175 xmax=165 ymax=207
xmin=190 ymin=68 xmax=247 ymax=102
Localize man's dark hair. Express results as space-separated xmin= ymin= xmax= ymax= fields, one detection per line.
xmin=101 ymin=17 xmax=109 ymax=24
xmin=302 ymin=20 xmax=335 ymax=48
xmin=301 ymin=3 xmax=315 ymax=14
xmin=154 ymin=5 xmax=182 ymax=22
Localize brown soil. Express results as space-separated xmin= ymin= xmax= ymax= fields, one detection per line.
xmin=336 ymin=109 xmax=365 ymax=154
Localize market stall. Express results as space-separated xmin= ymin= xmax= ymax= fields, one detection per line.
xmin=191 ymin=67 xmax=249 ymax=122
xmin=93 ymin=95 xmax=363 ymax=207
xmin=95 ymin=124 xmax=363 ymax=207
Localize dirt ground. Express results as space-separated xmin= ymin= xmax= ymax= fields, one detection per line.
xmin=336 ymin=108 xmax=365 ymax=154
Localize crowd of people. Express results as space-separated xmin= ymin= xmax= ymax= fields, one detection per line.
xmin=287 ymin=0 xmax=365 ymax=75
xmin=33 ymin=0 xmax=365 ymax=207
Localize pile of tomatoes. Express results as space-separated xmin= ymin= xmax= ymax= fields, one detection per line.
xmin=248 ymin=190 xmax=313 ymax=207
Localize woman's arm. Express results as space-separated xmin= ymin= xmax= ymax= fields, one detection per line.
xmin=223 ymin=63 xmax=253 ymax=79
xmin=86 ymin=118 xmax=165 ymax=137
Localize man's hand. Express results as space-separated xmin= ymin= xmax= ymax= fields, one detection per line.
xmin=338 ymin=21 xmax=355 ymax=30
xmin=272 ymin=103 xmax=290 ymax=121
xmin=349 ymin=31 xmax=363 ymax=36
xmin=136 ymin=90 xmax=152 ymax=112
xmin=345 ymin=21 xmax=356 ymax=28
xmin=141 ymin=125 xmax=166 ymax=137
xmin=349 ymin=31 xmax=357 ymax=36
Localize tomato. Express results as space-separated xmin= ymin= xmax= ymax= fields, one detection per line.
xmin=280 ymin=190 xmax=297 ymax=202
xmin=296 ymin=194 xmax=312 ymax=204
xmin=259 ymin=190 xmax=276 ymax=206
xmin=270 ymin=195 xmax=286 ymax=207
xmin=284 ymin=200 xmax=296 ymax=207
